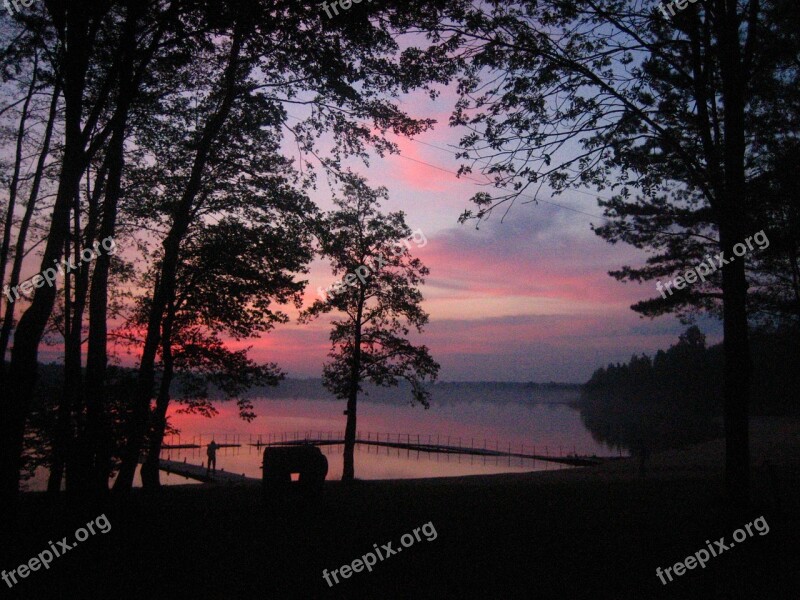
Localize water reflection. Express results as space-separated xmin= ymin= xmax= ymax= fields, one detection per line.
xmin=23 ymin=395 xmax=621 ymax=490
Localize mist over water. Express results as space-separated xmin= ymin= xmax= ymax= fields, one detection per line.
xmin=23 ymin=385 xmax=620 ymax=490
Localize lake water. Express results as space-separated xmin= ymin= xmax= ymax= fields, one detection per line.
xmin=157 ymin=391 xmax=619 ymax=482
xmin=23 ymin=388 xmax=621 ymax=490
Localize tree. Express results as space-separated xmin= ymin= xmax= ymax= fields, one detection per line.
xmin=300 ymin=175 xmax=439 ymax=481
xmin=431 ymin=0 xmax=800 ymax=504
xmin=0 ymin=0 xmax=180 ymax=508
xmin=0 ymin=0 xmax=462 ymax=504
xmin=112 ymin=0 xmax=460 ymax=491
xmin=136 ymin=217 xmax=310 ymax=489
xmin=580 ymin=327 xmax=719 ymax=476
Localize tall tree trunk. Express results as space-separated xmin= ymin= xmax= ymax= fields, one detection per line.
xmin=342 ymin=292 xmax=364 ymax=481
xmin=114 ymin=24 xmax=245 ymax=491
xmin=0 ymin=8 xmax=93 ymax=516
xmin=48 ymin=234 xmax=74 ymax=495
xmin=83 ymin=128 xmax=124 ymax=494
xmin=0 ymin=54 xmax=38 ymax=305
xmin=83 ymin=0 xmax=168 ymax=494
xmin=0 ymin=79 xmax=61 ymax=371
xmin=141 ymin=298 xmax=175 ymax=490
xmin=716 ymin=0 xmax=751 ymax=505
xmin=49 ymin=162 xmax=105 ymax=494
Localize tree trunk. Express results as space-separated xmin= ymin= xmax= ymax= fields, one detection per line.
xmin=141 ymin=299 xmax=175 ymax=490
xmin=0 ymin=9 xmax=93 ymax=516
xmin=716 ymin=0 xmax=752 ymax=505
xmin=114 ymin=25 xmax=245 ymax=491
xmin=0 ymin=79 xmax=61 ymax=371
xmin=83 ymin=127 xmax=124 ymax=494
xmin=48 ymin=235 xmax=75 ymax=495
xmin=342 ymin=292 xmax=364 ymax=481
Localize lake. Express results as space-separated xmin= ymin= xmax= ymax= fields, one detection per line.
xmin=23 ymin=386 xmax=621 ymax=490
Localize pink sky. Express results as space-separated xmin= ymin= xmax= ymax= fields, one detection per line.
xmin=33 ymin=87 xmax=720 ymax=382
xmin=227 ymin=88 xmax=722 ymax=382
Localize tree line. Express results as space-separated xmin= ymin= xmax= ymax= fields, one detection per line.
xmin=580 ymin=325 xmax=800 ymax=475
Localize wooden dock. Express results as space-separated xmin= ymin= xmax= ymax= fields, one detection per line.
xmin=162 ymin=443 xmax=240 ymax=450
xmin=158 ymin=458 xmax=259 ymax=485
xmin=162 ymin=431 xmax=624 ymax=469
xmin=252 ymin=438 xmax=608 ymax=467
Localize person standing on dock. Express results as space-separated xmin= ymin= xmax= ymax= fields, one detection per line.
xmin=207 ymin=441 xmax=219 ymax=476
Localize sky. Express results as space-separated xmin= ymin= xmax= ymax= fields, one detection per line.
xmin=225 ymin=87 xmax=723 ymax=383
xmin=25 ymin=80 xmax=722 ymax=383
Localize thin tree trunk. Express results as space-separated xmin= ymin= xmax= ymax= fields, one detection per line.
xmin=0 ymin=9 xmax=93 ymax=517
xmin=0 ymin=78 xmax=60 ymax=371
xmin=716 ymin=0 xmax=752 ymax=505
xmin=82 ymin=129 xmax=124 ymax=494
xmin=0 ymin=54 xmax=38 ymax=305
xmin=114 ymin=24 xmax=245 ymax=491
xmin=141 ymin=299 xmax=175 ymax=490
xmin=342 ymin=292 xmax=364 ymax=481
xmin=48 ymin=234 xmax=74 ymax=494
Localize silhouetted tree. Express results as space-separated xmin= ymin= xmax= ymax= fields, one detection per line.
xmin=137 ymin=217 xmax=309 ymax=488
xmin=433 ymin=0 xmax=800 ymax=503
xmin=301 ymin=175 xmax=439 ymax=481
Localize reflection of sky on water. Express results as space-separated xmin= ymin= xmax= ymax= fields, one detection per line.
xmin=23 ymin=394 xmax=620 ymax=490
xmin=159 ymin=396 xmax=617 ymax=481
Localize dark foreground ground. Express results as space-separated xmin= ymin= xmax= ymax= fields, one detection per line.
xmin=6 ymin=418 xmax=800 ymax=600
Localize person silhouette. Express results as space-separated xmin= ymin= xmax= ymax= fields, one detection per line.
xmin=207 ymin=440 xmax=219 ymax=476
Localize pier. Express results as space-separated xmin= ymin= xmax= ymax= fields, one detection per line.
xmin=163 ymin=431 xmax=619 ymax=468
xmin=158 ymin=458 xmax=258 ymax=484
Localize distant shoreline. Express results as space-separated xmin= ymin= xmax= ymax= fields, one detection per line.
xmin=241 ymin=379 xmax=582 ymax=404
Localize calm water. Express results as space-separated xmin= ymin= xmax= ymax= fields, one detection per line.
xmin=24 ymin=391 xmax=620 ymax=490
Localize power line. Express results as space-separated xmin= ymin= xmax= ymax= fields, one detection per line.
xmin=284 ymin=110 xmax=612 ymax=224
xmin=283 ymin=111 xmax=695 ymax=239
xmin=394 ymin=153 xmax=610 ymax=223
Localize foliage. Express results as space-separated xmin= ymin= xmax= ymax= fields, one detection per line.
xmin=580 ymin=327 xmax=720 ymax=460
xmin=301 ymin=173 xmax=440 ymax=406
